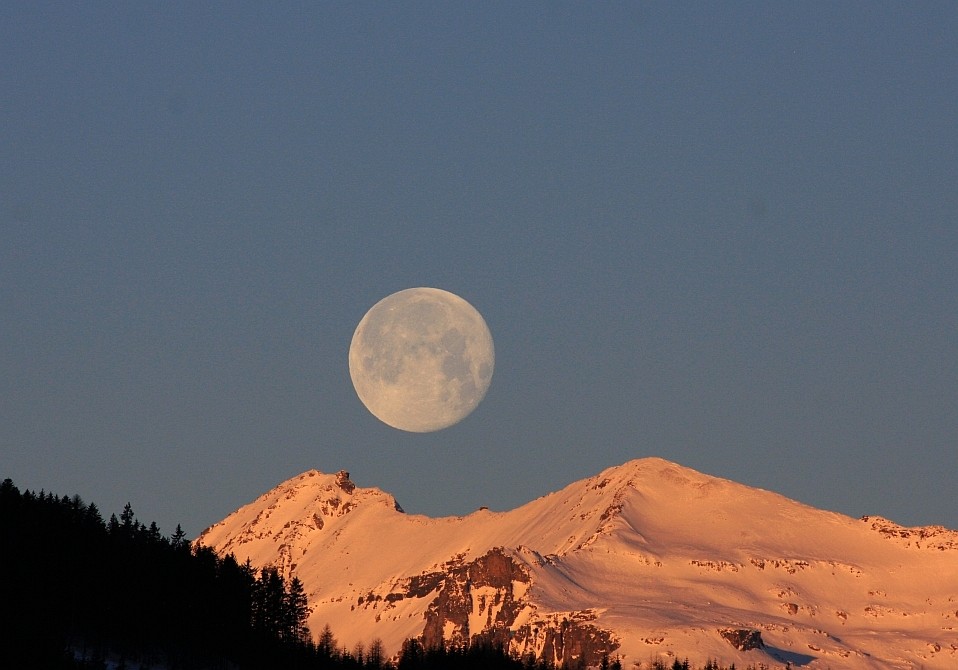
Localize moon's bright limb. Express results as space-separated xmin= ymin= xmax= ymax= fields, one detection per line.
xmin=348 ymin=287 xmax=495 ymax=432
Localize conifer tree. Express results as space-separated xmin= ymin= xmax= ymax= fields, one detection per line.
xmin=86 ymin=501 xmax=103 ymax=526
xmin=366 ymin=638 xmax=385 ymax=669
xmin=120 ymin=502 xmax=135 ymax=534
xmin=170 ymin=523 xmax=188 ymax=550
xmin=318 ymin=623 xmax=338 ymax=660
xmin=353 ymin=640 xmax=365 ymax=666
xmin=285 ymin=575 xmax=311 ymax=642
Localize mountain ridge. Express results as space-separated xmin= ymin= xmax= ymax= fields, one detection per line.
xmin=196 ymin=457 xmax=958 ymax=669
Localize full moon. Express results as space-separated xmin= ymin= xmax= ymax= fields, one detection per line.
xmin=348 ymin=287 xmax=495 ymax=432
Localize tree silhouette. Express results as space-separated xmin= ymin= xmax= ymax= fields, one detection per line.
xmin=286 ymin=575 xmax=311 ymax=642
xmin=318 ymin=623 xmax=338 ymax=660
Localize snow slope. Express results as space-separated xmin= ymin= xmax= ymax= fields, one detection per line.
xmin=196 ymin=458 xmax=958 ymax=669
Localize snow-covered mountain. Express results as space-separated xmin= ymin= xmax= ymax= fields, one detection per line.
xmin=195 ymin=458 xmax=958 ymax=669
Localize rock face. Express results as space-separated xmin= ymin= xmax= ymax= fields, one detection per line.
xmin=381 ymin=548 xmax=618 ymax=667
xmin=860 ymin=515 xmax=958 ymax=550
xmin=512 ymin=612 xmax=618 ymax=668
xmin=335 ymin=470 xmax=356 ymax=494
xmin=718 ymin=629 xmax=765 ymax=652
xmin=196 ymin=459 xmax=958 ymax=670
xmin=417 ymin=548 xmax=530 ymax=649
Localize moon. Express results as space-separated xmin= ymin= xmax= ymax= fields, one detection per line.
xmin=348 ymin=288 xmax=495 ymax=432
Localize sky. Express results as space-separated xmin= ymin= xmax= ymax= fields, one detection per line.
xmin=2 ymin=3 xmax=956 ymax=538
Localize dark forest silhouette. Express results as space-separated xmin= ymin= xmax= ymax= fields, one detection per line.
xmin=0 ymin=478 xmax=770 ymax=670
xmin=1 ymin=477 xmax=316 ymax=668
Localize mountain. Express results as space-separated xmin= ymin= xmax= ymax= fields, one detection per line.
xmin=195 ymin=458 xmax=958 ymax=669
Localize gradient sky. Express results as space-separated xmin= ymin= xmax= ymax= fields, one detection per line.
xmin=3 ymin=4 xmax=956 ymax=537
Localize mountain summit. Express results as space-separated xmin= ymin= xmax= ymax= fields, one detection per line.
xmin=196 ymin=458 xmax=958 ymax=669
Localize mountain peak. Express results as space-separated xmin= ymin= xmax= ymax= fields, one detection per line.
xmin=195 ymin=468 xmax=404 ymax=567
xmin=592 ymin=456 xmax=719 ymax=489
xmin=197 ymin=458 xmax=958 ymax=669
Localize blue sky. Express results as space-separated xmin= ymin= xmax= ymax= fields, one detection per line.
xmin=3 ymin=3 xmax=956 ymax=537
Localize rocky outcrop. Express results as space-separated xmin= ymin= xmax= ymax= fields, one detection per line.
xmin=335 ymin=470 xmax=356 ymax=494
xmin=512 ymin=611 xmax=619 ymax=668
xmin=417 ymin=548 xmax=530 ymax=649
xmin=381 ymin=548 xmax=620 ymax=667
xmin=718 ymin=628 xmax=764 ymax=651
xmin=861 ymin=516 xmax=958 ymax=550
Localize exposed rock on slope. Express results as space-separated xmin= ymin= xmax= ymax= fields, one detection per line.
xmin=196 ymin=458 xmax=958 ymax=669
xmin=719 ymin=629 xmax=764 ymax=652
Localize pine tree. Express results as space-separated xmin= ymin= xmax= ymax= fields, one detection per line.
xmin=398 ymin=638 xmax=424 ymax=670
xmin=352 ymin=641 xmax=365 ymax=666
xmin=120 ymin=502 xmax=135 ymax=532
xmin=366 ymin=638 xmax=385 ymax=669
xmin=318 ymin=623 xmax=338 ymax=660
xmin=86 ymin=502 xmax=103 ymax=526
xmin=252 ymin=566 xmax=287 ymax=637
xmin=70 ymin=493 xmax=85 ymax=512
xmin=170 ymin=524 xmax=188 ymax=551
xmin=0 ymin=477 xmax=18 ymax=498
xmin=285 ymin=576 xmax=310 ymax=642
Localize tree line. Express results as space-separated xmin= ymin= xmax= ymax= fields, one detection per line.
xmin=1 ymin=478 xmax=313 ymax=668
xmin=0 ymin=478 xmax=780 ymax=670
